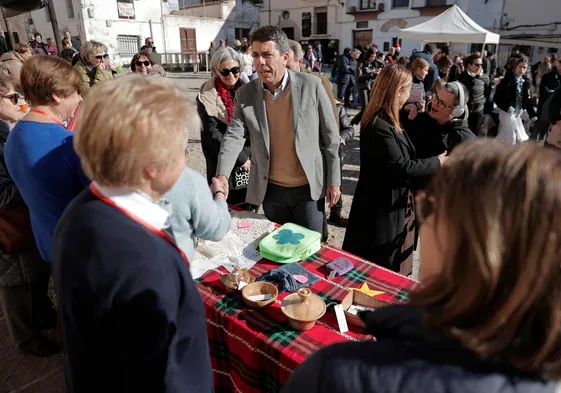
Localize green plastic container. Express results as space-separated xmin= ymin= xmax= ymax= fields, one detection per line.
xmin=259 ymin=223 xmax=321 ymax=264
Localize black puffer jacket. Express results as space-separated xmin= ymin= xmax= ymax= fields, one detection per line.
xmin=457 ymin=70 xmax=490 ymax=113
xmin=281 ymin=305 xmax=559 ymax=393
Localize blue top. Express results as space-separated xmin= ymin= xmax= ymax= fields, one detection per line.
xmin=162 ymin=167 xmax=231 ymax=261
xmin=53 ymin=188 xmax=213 ymax=393
xmin=4 ymin=121 xmax=89 ymax=262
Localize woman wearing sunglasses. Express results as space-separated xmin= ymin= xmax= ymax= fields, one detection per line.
xmin=0 ymin=75 xmax=58 ymax=357
xmin=0 ymin=43 xmax=33 ymax=83
xmin=283 ymin=141 xmax=561 ymax=393
xmin=74 ymin=40 xmax=113 ymax=96
xmin=130 ymin=51 xmax=166 ymax=77
xmin=343 ymin=64 xmax=447 ymax=275
xmin=197 ymin=47 xmax=252 ymax=208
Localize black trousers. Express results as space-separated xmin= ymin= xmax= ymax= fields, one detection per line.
xmin=0 ymin=277 xmax=54 ymax=347
xmin=262 ymin=183 xmax=325 ymax=236
xmin=330 ymin=148 xmax=346 ymax=217
xmin=468 ymin=110 xmax=485 ymax=136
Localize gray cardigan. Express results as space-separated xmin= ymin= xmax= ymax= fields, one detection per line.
xmin=163 ymin=167 xmax=231 ymax=261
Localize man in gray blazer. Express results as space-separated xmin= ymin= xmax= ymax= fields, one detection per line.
xmin=215 ymin=26 xmax=340 ymax=235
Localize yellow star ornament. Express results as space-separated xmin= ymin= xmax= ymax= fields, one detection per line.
xmin=348 ymin=282 xmax=385 ymax=298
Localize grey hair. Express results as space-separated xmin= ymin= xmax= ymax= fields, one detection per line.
xmin=442 ymin=81 xmax=470 ymax=107
xmin=210 ymin=47 xmax=240 ymax=78
xmin=288 ymin=40 xmax=304 ymax=63
xmin=250 ymin=26 xmax=290 ymax=54
xmin=351 ymin=48 xmax=362 ymax=54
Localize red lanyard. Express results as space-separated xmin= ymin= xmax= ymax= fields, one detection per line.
xmin=29 ymin=109 xmax=66 ymax=127
xmin=89 ymin=184 xmax=190 ymax=267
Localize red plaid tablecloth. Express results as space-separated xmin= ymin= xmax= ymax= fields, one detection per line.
xmin=196 ymin=243 xmax=418 ymax=393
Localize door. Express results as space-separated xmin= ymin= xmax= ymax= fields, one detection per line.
xmin=282 ymin=28 xmax=295 ymax=40
xmin=179 ymin=28 xmax=197 ymax=52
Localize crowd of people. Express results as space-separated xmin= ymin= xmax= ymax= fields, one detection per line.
xmin=1 ymin=24 xmax=561 ymax=393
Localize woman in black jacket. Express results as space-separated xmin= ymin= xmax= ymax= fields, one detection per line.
xmin=355 ymin=49 xmax=376 ymax=111
xmin=494 ymin=55 xmax=537 ymax=144
xmin=282 ymin=141 xmax=561 ymax=393
xmin=342 ymin=64 xmax=446 ymax=274
xmin=197 ymin=47 xmax=251 ymax=206
xmin=457 ymin=54 xmax=490 ymax=135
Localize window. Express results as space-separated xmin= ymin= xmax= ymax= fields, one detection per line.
xmin=179 ymin=28 xmax=197 ymax=52
xmin=117 ymin=35 xmax=139 ymax=58
xmin=392 ymin=0 xmax=409 ymax=7
xmin=66 ymin=0 xmax=75 ymax=18
xmin=117 ymin=0 xmax=135 ymax=19
xmin=282 ymin=28 xmax=295 ymax=40
xmin=315 ymin=10 xmax=327 ymax=35
xmin=383 ymin=42 xmax=390 ymax=51
xmin=356 ymin=21 xmax=368 ymax=28
xmin=426 ymin=0 xmax=446 ymax=5
xmin=302 ymin=12 xmax=312 ymax=37
xmin=353 ymin=30 xmax=373 ymax=49
xmin=391 ymin=37 xmax=402 ymax=47
xmin=361 ymin=0 xmax=376 ymax=9
xmin=235 ymin=28 xmax=250 ymax=40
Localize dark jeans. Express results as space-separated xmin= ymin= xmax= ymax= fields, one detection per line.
xmin=0 ymin=277 xmax=54 ymax=347
xmin=337 ymin=78 xmax=354 ymax=107
xmin=262 ymin=183 xmax=325 ymax=236
xmin=358 ymin=89 xmax=369 ymax=111
xmin=468 ymin=110 xmax=485 ymax=136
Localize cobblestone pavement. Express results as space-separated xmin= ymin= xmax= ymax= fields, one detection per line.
xmin=0 ymin=72 xmax=372 ymax=392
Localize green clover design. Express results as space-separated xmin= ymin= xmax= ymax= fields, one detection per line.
xmin=273 ymin=229 xmax=305 ymax=245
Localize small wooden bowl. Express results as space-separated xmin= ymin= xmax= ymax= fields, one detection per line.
xmin=241 ymin=282 xmax=278 ymax=308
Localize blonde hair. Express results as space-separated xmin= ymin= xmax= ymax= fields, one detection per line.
xmin=410 ymin=57 xmax=430 ymax=74
xmin=80 ymin=40 xmax=107 ymax=63
xmin=413 ymin=140 xmax=561 ymax=378
xmin=361 ymin=64 xmax=412 ymax=131
xmin=74 ymin=75 xmax=200 ymax=188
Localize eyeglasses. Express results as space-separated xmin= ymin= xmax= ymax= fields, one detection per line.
xmin=432 ymin=91 xmax=455 ymax=110
xmin=218 ymin=67 xmax=240 ymax=76
xmin=2 ymin=93 xmax=21 ymax=106
xmin=136 ymin=60 xmax=150 ymax=67
xmin=147 ymin=41 xmax=154 ymax=45
xmin=472 ymin=63 xmax=483 ymax=68
xmin=95 ymin=54 xmax=109 ymax=60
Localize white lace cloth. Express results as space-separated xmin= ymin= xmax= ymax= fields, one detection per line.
xmin=190 ymin=211 xmax=276 ymax=279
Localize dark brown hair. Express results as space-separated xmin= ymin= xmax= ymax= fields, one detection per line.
xmin=20 ymin=55 xmax=82 ymax=106
xmin=412 ymin=140 xmax=561 ymax=378
xmin=130 ymin=51 xmax=155 ymax=72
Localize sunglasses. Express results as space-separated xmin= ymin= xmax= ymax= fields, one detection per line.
xmin=136 ymin=60 xmax=150 ymax=67
xmin=218 ymin=67 xmax=240 ymax=76
xmin=147 ymin=41 xmax=154 ymax=45
xmin=2 ymin=93 xmax=21 ymax=105
xmin=95 ymin=54 xmax=109 ymax=60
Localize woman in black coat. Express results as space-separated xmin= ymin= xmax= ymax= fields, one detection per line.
xmin=197 ymin=47 xmax=251 ymax=206
xmin=343 ymin=65 xmax=445 ymax=274
xmin=494 ymin=55 xmax=537 ymax=144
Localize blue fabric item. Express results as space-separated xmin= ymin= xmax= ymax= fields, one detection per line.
xmin=161 ymin=167 xmax=231 ymax=261
xmin=53 ymin=188 xmax=213 ymax=393
xmin=257 ymin=262 xmax=319 ymax=293
xmin=4 ymin=121 xmax=90 ymax=262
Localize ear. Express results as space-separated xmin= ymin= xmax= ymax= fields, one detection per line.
xmin=282 ymin=51 xmax=290 ymax=64
xmin=143 ymin=165 xmax=159 ymax=181
xmin=51 ymin=93 xmax=62 ymax=105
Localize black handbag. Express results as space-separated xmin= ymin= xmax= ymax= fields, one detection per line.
xmin=230 ymin=166 xmax=249 ymax=190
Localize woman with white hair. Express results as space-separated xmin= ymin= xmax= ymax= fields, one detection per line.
xmin=53 ymin=75 xmax=214 ymax=392
xmin=74 ymin=40 xmax=113 ymax=96
xmin=197 ymin=47 xmax=252 ymax=207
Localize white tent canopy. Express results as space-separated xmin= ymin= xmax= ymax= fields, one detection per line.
xmin=399 ymin=5 xmax=500 ymax=45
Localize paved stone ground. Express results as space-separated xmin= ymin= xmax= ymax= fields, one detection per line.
xmin=0 ymin=72 xmax=417 ymax=392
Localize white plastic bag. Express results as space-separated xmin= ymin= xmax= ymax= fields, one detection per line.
xmin=496 ymin=110 xmax=529 ymax=145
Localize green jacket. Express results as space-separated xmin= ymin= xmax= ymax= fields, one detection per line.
xmin=74 ymin=61 xmax=113 ymax=96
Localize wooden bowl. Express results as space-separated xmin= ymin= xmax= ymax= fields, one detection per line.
xmin=241 ymin=282 xmax=278 ymax=308
xmin=281 ymin=288 xmax=326 ymax=331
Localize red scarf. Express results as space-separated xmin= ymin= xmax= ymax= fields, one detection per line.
xmin=215 ymin=78 xmax=241 ymax=123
